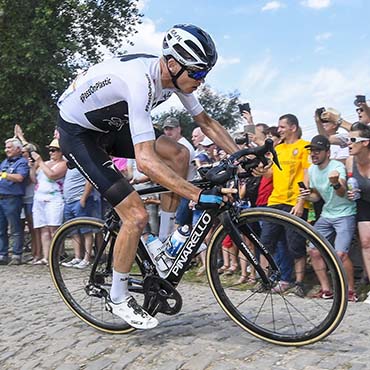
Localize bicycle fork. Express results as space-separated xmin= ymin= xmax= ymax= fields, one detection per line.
xmin=221 ymin=211 xmax=280 ymax=285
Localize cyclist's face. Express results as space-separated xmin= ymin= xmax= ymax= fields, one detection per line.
xmin=173 ymin=61 xmax=204 ymax=94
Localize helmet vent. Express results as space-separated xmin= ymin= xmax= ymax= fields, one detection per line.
xmin=173 ymin=44 xmax=197 ymax=63
xmin=185 ymin=40 xmax=206 ymax=63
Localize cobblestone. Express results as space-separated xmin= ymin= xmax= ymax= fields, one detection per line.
xmin=1 ymin=264 xmax=370 ymax=370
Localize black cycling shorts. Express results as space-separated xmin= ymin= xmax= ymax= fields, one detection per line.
xmin=58 ymin=114 xmax=138 ymax=207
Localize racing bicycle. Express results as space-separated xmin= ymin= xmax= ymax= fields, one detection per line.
xmin=49 ymin=140 xmax=348 ymax=346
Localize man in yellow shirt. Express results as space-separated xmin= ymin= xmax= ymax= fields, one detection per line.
xmin=260 ymin=114 xmax=310 ymax=297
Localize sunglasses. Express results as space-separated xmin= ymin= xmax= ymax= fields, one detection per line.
xmin=308 ymin=148 xmax=326 ymax=155
xmin=347 ymin=137 xmax=370 ymax=143
xmin=356 ymin=108 xmax=364 ymax=113
xmin=186 ymin=68 xmax=209 ymax=81
xmin=49 ymin=148 xmax=60 ymax=153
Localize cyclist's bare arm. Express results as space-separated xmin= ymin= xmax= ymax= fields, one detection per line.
xmin=134 ymin=140 xmax=201 ymax=202
xmin=193 ymin=111 xmax=239 ymax=154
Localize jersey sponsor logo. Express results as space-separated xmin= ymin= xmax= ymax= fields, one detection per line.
xmin=102 ymin=116 xmax=128 ymax=131
xmin=80 ymin=77 xmax=112 ymax=103
xmin=171 ymin=212 xmax=212 ymax=277
xmin=145 ymin=74 xmax=153 ymax=112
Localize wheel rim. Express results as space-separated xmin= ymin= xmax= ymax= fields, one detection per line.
xmin=207 ymin=208 xmax=347 ymax=346
xmin=49 ymin=218 xmax=144 ymax=333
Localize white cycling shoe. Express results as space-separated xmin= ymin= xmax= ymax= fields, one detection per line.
xmin=106 ymin=295 xmax=159 ymax=330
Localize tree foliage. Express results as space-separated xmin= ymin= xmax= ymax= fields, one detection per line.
xmin=0 ymin=0 xmax=142 ymax=154
xmin=153 ymin=85 xmax=243 ymax=142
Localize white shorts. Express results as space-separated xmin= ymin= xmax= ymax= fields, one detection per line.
xmin=33 ymin=199 xmax=64 ymax=228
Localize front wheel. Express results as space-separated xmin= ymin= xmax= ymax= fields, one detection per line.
xmin=206 ymin=208 xmax=347 ymax=346
xmin=49 ymin=217 xmax=146 ymax=334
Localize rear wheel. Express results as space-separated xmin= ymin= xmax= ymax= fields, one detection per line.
xmin=207 ymin=208 xmax=347 ymax=346
xmin=49 ymin=217 xmax=145 ymax=334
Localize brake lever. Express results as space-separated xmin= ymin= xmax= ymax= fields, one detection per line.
xmin=265 ymin=139 xmax=282 ymax=170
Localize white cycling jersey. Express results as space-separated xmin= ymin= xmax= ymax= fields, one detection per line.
xmin=57 ymin=54 xmax=204 ymax=146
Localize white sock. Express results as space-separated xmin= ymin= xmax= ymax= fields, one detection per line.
xmin=110 ymin=270 xmax=130 ymax=303
xmin=158 ymin=211 xmax=176 ymax=242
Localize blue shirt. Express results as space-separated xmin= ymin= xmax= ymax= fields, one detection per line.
xmin=0 ymin=155 xmax=29 ymax=196
xmin=308 ymin=160 xmax=356 ymax=218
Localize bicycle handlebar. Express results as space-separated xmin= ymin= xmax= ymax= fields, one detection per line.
xmin=204 ymin=139 xmax=281 ymax=185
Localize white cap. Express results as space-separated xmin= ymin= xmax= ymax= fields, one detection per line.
xmin=200 ymin=136 xmax=214 ymax=146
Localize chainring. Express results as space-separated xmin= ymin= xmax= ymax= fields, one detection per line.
xmin=142 ymin=276 xmax=182 ymax=316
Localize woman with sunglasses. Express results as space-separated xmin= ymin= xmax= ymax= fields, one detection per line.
xmin=30 ymin=139 xmax=67 ymax=265
xmin=346 ymin=122 xmax=370 ymax=296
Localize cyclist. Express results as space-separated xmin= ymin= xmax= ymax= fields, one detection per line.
xmin=57 ymin=24 xmax=239 ymax=329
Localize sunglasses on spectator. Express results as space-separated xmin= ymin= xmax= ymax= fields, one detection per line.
xmin=347 ymin=137 xmax=370 ymax=143
xmin=49 ymin=148 xmax=60 ymax=153
xmin=308 ymin=148 xmax=325 ymax=154
xmin=356 ymin=108 xmax=364 ymax=113
xmin=186 ymin=68 xmax=209 ymax=81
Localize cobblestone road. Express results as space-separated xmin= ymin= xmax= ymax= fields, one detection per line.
xmin=1 ymin=264 xmax=370 ymax=370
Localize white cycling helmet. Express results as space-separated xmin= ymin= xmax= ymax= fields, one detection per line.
xmin=163 ymin=24 xmax=218 ymax=70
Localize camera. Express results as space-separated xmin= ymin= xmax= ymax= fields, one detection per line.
xmin=354 ymin=95 xmax=366 ymax=107
xmin=315 ymin=107 xmax=329 ymax=123
xmin=235 ymin=136 xmax=248 ymax=145
xmin=238 ymin=102 xmax=251 ymax=114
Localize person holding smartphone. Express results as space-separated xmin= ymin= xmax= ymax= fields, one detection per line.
xmin=300 ymin=135 xmax=358 ymax=302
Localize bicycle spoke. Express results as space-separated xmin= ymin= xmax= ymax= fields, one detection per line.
xmin=207 ymin=208 xmax=347 ymax=345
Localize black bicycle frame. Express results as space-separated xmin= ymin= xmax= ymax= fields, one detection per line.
xmin=91 ymin=181 xmax=280 ymax=287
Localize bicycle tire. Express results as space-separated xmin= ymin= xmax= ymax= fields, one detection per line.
xmin=206 ymin=207 xmax=347 ymax=346
xmin=49 ymin=217 xmax=145 ymax=334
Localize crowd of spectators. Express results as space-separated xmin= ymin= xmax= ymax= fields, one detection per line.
xmin=0 ymin=95 xmax=369 ymax=304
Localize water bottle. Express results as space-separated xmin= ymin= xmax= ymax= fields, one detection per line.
xmin=145 ymin=234 xmax=173 ymax=276
xmin=164 ymin=225 xmax=191 ymax=259
xmin=347 ymin=173 xmax=361 ymax=201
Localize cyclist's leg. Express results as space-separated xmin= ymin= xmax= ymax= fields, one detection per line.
xmin=58 ymin=117 xmax=158 ymax=329
xmin=154 ymin=135 xmax=190 ymax=240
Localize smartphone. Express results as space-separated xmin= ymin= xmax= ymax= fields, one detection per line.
xmin=238 ymin=103 xmax=251 ymax=114
xmin=297 ymin=181 xmax=307 ymax=189
xmin=29 ymin=151 xmax=36 ymax=163
xmin=244 ymin=125 xmax=256 ymax=134
xmin=354 ymin=95 xmax=366 ymax=107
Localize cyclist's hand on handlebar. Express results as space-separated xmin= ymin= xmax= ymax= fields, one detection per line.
xmin=196 ymin=187 xmax=224 ymax=210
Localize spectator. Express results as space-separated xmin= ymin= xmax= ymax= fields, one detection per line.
xmin=30 ymin=139 xmax=67 ymax=265
xmin=199 ymin=136 xmax=218 ymax=162
xmin=253 ymin=127 xmax=294 ymax=289
xmin=241 ymin=110 xmax=269 ymax=147
xmin=21 ymin=143 xmax=42 ymax=264
xmin=328 ymin=98 xmax=370 ymax=147
xmin=61 ymin=167 xmax=94 ymax=268
xmin=346 ymin=122 xmax=370 ymax=293
xmin=301 ymin=135 xmax=357 ymax=301
xmin=159 ymin=117 xmax=195 ymax=240
xmin=0 ymin=138 xmax=29 ymax=265
xmin=13 ymin=125 xmax=43 ymax=264
xmin=191 ymin=127 xmax=205 ymax=155
xmin=257 ymin=114 xmax=310 ymax=297
xmin=314 ymin=108 xmax=349 ymax=163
